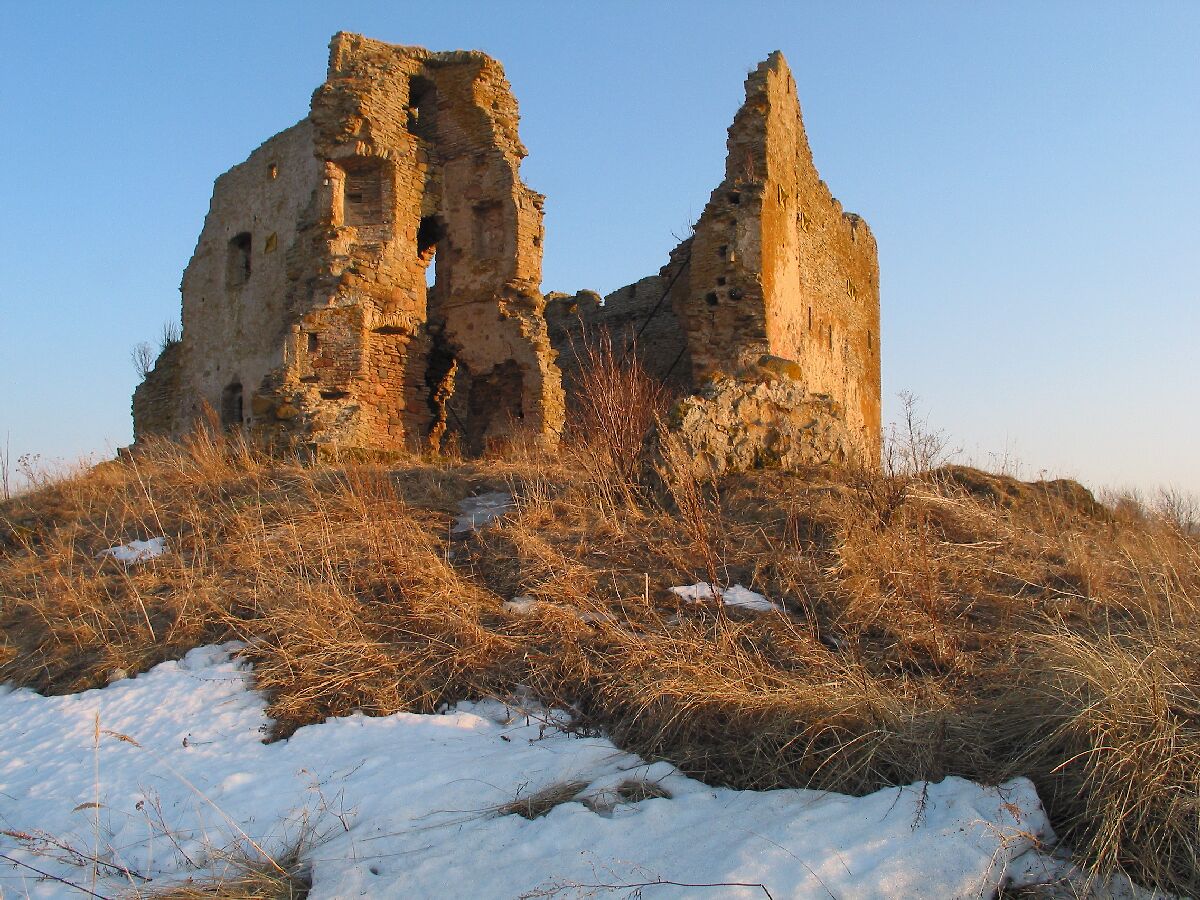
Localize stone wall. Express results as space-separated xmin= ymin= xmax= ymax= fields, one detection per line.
xmin=550 ymin=52 xmax=881 ymax=468
xmin=131 ymin=341 xmax=183 ymax=443
xmin=546 ymin=270 xmax=691 ymax=400
xmin=136 ymin=33 xmax=563 ymax=455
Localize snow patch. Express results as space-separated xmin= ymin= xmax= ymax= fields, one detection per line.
xmin=97 ymin=536 xmax=167 ymax=564
xmin=502 ymin=595 xmax=539 ymax=614
xmin=671 ymin=581 xmax=782 ymax=612
xmin=0 ymin=644 xmax=1072 ymax=899
xmin=451 ymin=490 xmax=514 ymax=535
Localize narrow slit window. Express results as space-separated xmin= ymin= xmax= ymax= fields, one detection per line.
xmin=226 ymin=233 xmax=251 ymax=289
xmin=220 ymin=382 xmax=244 ymax=429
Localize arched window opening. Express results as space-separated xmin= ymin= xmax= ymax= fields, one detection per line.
xmin=226 ymin=233 xmax=251 ymax=289
xmin=220 ymin=382 xmax=244 ymax=429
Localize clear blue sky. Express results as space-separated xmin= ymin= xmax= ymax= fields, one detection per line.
xmin=1 ymin=2 xmax=1197 ymax=494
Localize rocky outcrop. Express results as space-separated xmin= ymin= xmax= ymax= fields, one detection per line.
xmin=657 ymin=357 xmax=853 ymax=478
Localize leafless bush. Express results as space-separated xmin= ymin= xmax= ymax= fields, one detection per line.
xmin=568 ymin=330 xmax=669 ymax=511
xmin=887 ymin=391 xmax=955 ymax=477
xmin=132 ymin=342 xmax=155 ymax=381
xmin=159 ymin=320 xmax=182 ymax=352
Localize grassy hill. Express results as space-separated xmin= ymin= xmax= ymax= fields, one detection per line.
xmin=3 ymin=400 xmax=1198 ymax=895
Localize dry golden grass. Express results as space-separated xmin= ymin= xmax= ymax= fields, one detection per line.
xmin=3 ymin=407 xmax=1199 ymax=894
xmin=144 ymin=839 xmax=311 ymax=899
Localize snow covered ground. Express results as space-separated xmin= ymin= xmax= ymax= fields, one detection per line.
xmin=0 ymin=644 xmax=1074 ymax=898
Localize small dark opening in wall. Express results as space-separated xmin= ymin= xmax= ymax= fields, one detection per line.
xmin=705 ymin=291 xmax=719 ymax=307
xmin=729 ymin=287 xmax=743 ymax=300
xmin=729 ymin=191 xmax=741 ymax=205
xmin=417 ymin=216 xmax=444 ymax=260
xmin=407 ymin=76 xmax=437 ymax=138
xmin=220 ymin=382 xmax=243 ymax=429
xmin=307 ymin=333 xmax=319 ymax=353
xmin=717 ymin=245 xmax=728 ymax=258
xmin=227 ymin=233 xmax=252 ymax=289
xmin=827 ymin=324 xmax=833 ymax=351
xmin=716 ymin=276 xmax=726 ymax=286
xmin=868 ymin=330 xmax=873 ymax=351
xmin=320 ymin=389 xmax=349 ymax=400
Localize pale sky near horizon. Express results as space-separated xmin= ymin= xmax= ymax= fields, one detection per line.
xmin=1 ymin=2 xmax=1196 ymax=496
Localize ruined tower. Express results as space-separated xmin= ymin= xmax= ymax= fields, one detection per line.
xmin=134 ymin=33 xmax=564 ymax=454
xmin=549 ymin=52 xmax=881 ymax=468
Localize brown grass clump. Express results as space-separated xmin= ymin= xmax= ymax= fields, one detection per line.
xmin=3 ymin=409 xmax=1200 ymax=894
xmin=146 ymin=838 xmax=311 ymax=899
xmin=498 ymin=781 xmax=591 ymax=820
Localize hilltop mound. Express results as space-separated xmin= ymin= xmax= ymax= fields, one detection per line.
xmin=2 ymin=428 xmax=1198 ymax=895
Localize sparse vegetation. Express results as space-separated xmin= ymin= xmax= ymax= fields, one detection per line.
xmin=2 ymin=375 xmax=1199 ymax=895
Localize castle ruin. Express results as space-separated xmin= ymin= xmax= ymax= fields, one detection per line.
xmin=134 ymin=33 xmax=563 ymax=455
xmin=134 ymin=35 xmax=881 ymax=470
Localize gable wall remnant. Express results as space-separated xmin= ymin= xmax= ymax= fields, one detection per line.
xmin=548 ymin=52 xmax=880 ymax=466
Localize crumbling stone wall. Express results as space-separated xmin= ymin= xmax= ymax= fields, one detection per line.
xmin=133 ymin=38 xmax=880 ymax=472
xmin=135 ymin=33 xmax=563 ymax=454
xmin=545 ymin=273 xmax=691 ymax=397
xmin=131 ymin=341 xmax=183 ymax=443
xmin=551 ymin=52 xmax=881 ymax=467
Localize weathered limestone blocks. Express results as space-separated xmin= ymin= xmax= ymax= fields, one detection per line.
xmin=658 ymin=358 xmax=853 ymax=478
xmin=133 ymin=32 xmax=563 ymax=455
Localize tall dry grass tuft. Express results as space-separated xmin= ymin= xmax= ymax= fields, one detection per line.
xmin=653 ymin=423 xmax=727 ymax=611
xmin=1001 ymin=627 xmax=1200 ymax=894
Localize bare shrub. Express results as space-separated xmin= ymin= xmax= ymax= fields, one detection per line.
xmin=131 ymin=342 xmax=155 ymax=381
xmin=567 ymin=330 xmax=669 ymax=511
